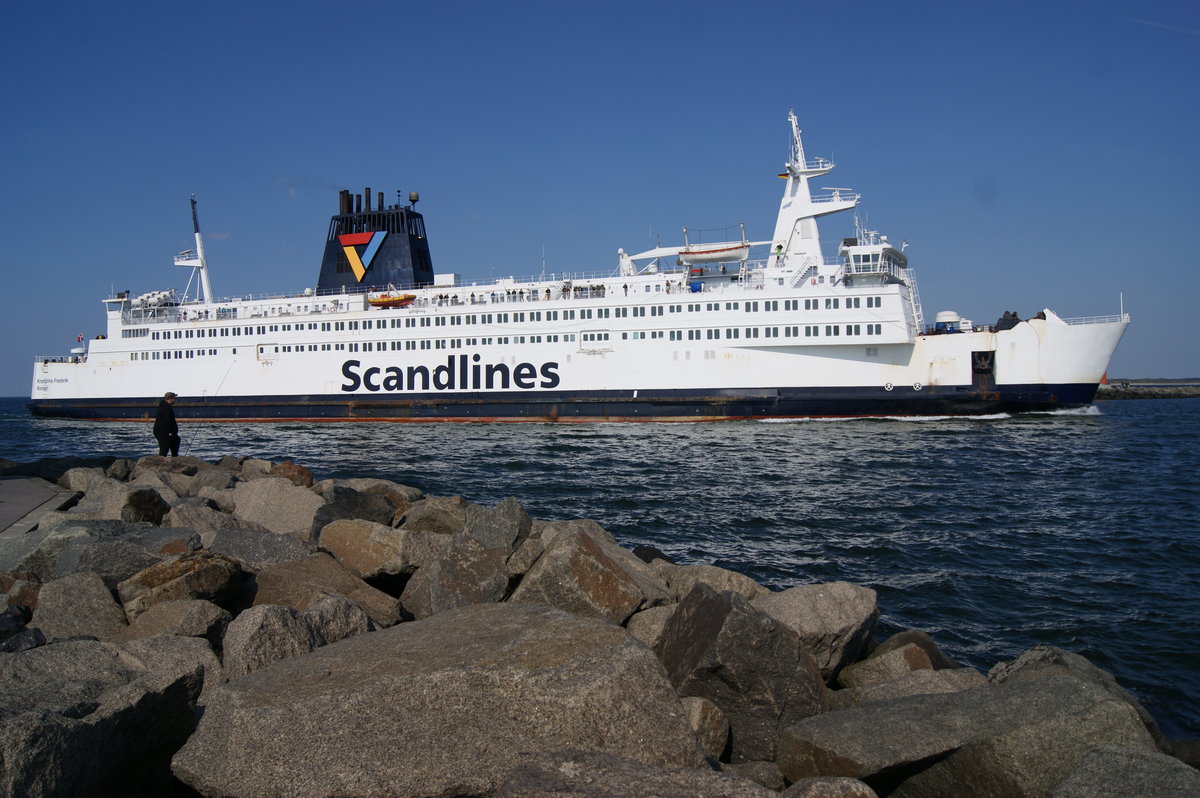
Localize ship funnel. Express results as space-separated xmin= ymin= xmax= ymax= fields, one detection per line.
xmin=317 ymin=186 xmax=434 ymax=292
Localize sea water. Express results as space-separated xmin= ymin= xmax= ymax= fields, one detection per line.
xmin=2 ymin=396 xmax=1197 ymax=738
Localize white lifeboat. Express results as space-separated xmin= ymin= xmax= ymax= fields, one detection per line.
xmin=678 ymin=243 xmax=751 ymax=265
xmin=678 ymin=222 xmax=751 ymax=264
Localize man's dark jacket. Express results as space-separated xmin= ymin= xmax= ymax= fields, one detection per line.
xmin=153 ymin=399 xmax=177 ymax=437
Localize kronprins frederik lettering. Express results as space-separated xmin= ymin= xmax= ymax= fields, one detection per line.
xmin=340 ymin=355 xmax=561 ymax=393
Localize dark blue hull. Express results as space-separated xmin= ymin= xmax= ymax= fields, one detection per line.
xmin=28 ymin=383 xmax=1101 ymax=422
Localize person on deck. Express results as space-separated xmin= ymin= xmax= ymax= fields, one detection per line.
xmin=154 ymin=392 xmax=180 ymax=457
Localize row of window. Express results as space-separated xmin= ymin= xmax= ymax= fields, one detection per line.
xmin=847 ymin=252 xmax=906 ymax=273
xmin=706 ymin=324 xmax=886 ymax=339
xmin=421 ymin=297 xmax=892 ymax=320
xmin=128 ymin=322 xmax=891 ymax=361
xmin=800 ymin=296 xmax=883 ymax=310
xmin=148 ymin=324 xmax=310 ymax=340
xmin=128 ymin=296 xmax=892 ymax=340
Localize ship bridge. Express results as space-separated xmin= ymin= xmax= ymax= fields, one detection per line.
xmin=839 ymin=236 xmax=908 ymax=283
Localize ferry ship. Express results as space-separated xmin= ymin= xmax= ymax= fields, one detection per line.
xmin=29 ymin=113 xmax=1129 ymax=422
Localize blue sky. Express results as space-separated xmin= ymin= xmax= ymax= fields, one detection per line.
xmin=3 ymin=0 xmax=1198 ymax=396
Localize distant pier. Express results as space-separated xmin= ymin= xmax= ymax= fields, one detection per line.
xmin=1096 ymin=381 xmax=1200 ymax=400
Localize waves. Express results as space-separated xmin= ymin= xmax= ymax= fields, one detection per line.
xmin=2 ymin=397 xmax=1198 ymax=737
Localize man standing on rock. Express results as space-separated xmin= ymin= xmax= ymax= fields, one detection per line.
xmin=154 ymin=392 xmax=180 ymax=457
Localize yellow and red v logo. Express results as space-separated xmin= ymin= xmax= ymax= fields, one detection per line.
xmin=338 ymin=232 xmax=387 ymax=281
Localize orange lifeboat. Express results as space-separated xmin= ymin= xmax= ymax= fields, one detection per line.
xmin=368 ymin=293 xmax=416 ymax=309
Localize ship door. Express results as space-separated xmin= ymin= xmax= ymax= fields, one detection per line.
xmin=971 ymin=350 xmax=995 ymax=391
xmin=256 ymin=343 xmax=279 ymax=363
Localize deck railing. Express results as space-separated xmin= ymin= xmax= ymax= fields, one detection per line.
xmin=1062 ymin=313 xmax=1131 ymax=326
xmin=35 ymin=355 xmax=85 ymax=364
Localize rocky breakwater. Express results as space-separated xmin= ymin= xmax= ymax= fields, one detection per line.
xmin=1095 ymin=382 xmax=1200 ymax=400
xmin=0 ymin=454 xmax=1196 ymax=798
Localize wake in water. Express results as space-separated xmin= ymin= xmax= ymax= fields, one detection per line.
xmin=758 ymin=404 xmax=1103 ymax=424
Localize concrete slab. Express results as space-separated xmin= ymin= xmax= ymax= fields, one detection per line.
xmin=0 ymin=477 xmax=77 ymax=537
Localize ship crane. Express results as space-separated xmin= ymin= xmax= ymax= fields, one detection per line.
xmin=173 ymin=195 xmax=214 ymax=304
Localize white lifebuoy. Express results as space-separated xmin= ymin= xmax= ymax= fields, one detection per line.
xmin=913 ymin=382 xmax=923 ymax=391
xmin=884 ymin=383 xmax=894 ymax=391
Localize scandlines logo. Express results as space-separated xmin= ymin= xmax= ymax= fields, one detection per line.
xmin=338 ymin=232 xmax=387 ymax=281
xmin=341 ymin=356 xmax=561 ymax=393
